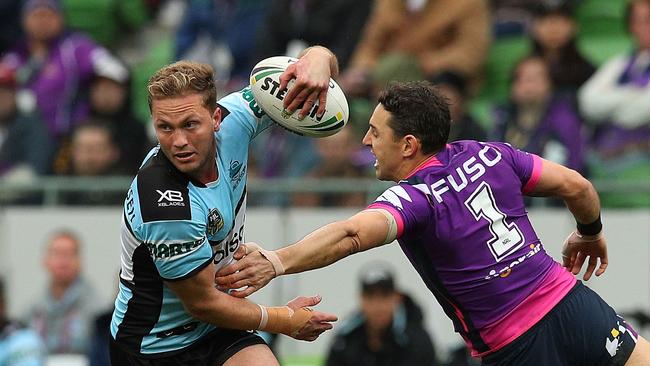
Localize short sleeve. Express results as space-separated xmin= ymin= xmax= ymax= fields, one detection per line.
xmin=138 ymin=219 xmax=213 ymax=281
xmin=217 ymin=88 xmax=274 ymax=142
xmin=485 ymin=142 xmax=543 ymax=194
xmin=367 ymin=184 xmax=431 ymax=239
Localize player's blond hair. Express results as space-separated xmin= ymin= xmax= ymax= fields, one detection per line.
xmin=147 ymin=61 xmax=217 ymax=113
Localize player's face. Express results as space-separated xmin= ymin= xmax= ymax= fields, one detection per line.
xmin=363 ymin=104 xmax=404 ymax=182
xmin=630 ymin=1 xmax=650 ymax=50
xmin=360 ymin=291 xmax=400 ymax=333
xmin=152 ymin=93 xmax=221 ymax=183
xmin=23 ymin=7 xmax=64 ymax=42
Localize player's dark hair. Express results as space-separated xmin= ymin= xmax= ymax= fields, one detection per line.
xmin=378 ymin=81 xmax=450 ymax=154
xmin=147 ymin=61 xmax=217 ymax=113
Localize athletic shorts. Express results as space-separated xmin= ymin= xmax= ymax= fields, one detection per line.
xmin=109 ymin=329 xmax=267 ymax=366
xmin=482 ymin=281 xmax=639 ymax=366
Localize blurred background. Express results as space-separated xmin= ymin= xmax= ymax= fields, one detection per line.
xmin=0 ymin=0 xmax=648 ymax=365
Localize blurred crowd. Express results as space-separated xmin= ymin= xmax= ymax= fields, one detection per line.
xmin=0 ymin=1 xmax=648 ymax=364
xmin=0 ymin=0 xmax=648 ymax=208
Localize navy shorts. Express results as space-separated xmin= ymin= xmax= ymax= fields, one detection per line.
xmin=109 ymin=329 xmax=267 ymax=366
xmin=482 ymin=281 xmax=639 ymax=366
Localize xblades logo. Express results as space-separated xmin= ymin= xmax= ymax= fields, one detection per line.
xmin=156 ymin=190 xmax=185 ymax=207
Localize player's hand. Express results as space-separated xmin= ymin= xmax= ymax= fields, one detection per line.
xmin=279 ymin=47 xmax=332 ymax=119
xmin=561 ymin=231 xmax=608 ymax=281
xmin=215 ymin=242 xmax=275 ymax=297
xmin=286 ymin=295 xmax=337 ymax=341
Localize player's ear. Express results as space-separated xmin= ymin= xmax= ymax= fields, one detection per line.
xmin=402 ymin=134 xmax=419 ymax=158
xmin=212 ymin=107 xmax=222 ymax=132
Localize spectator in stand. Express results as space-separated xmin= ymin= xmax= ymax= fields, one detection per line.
xmin=88 ymin=64 xmax=152 ymax=174
xmin=0 ymin=0 xmax=128 ymax=150
xmin=529 ymin=2 xmax=596 ymax=95
xmin=292 ymin=126 xmax=369 ymax=208
xmin=0 ymin=64 xmax=53 ymax=181
xmin=578 ymin=0 xmax=650 ymax=207
xmin=430 ymin=70 xmax=487 ymax=142
xmin=493 ymin=56 xmax=586 ymax=174
xmin=28 ymin=230 xmax=103 ymax=355
xmin=0 ymin=276 xmax=46 ymax=366
xmin=339 ymin=0 xmax=491 ymax=98
xmin=251 ymin=0 xmax=372 ymax=70
xmin=325 ymin=264 xmax=438 ymax=366
xmin=57 ymin=120 xmax=127 ymax=205
xmin=60 ymin=0 xmax=149 ymax=49
xmin=175 ymin=0 xmax=267 ymax=91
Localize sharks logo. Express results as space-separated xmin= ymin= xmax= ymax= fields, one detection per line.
xmin=229 ymin=160 xmax=245 ymax=188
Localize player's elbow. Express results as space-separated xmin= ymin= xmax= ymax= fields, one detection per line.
xmin=183 ymin=299 xmax=214 ymax=323
xmin=561 ymin=169 xmax=595 ymax=201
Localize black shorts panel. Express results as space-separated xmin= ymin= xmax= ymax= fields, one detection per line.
xmin=110 ymin=329 xmax=267 ymax=366
xmin=482 ymin=281 xmax=639 ymax=366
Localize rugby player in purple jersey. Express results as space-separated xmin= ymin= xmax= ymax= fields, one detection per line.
xmin=216 ymin=81 xmax=650 ymax=365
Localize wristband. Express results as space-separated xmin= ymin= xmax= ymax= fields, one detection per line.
xmin=257 ymin=304 xmax=269 ymax=330
xmin=256 ymin=305 xmax=312 ymax=336
xmin=258 ymin=249 xmax=285 ymax=276
xmin=576 ymin=214 xmax=602 ymax=236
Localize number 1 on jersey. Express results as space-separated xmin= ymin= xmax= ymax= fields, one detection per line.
xmin=465 ymin=182 xmax=525 ymax=262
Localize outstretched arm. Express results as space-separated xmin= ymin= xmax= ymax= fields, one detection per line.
xmin=215 ymin=209 xmax=395 ymax=297
xmin=166 ymin=261 xmax=336 ymax=341
xmin=527 ymin=159 xmax=607 ymax=280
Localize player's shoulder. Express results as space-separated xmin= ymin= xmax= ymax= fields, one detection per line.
xmin=373 ymin=182 xmax=431 ymax=210
xmin=133 ymin=150 xmax=193 ymax=223
xmin=218 ymin=88 xmax=266 ymax=120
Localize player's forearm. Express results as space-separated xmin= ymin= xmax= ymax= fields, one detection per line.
xmin=277 ymin=221 xmax=359 ymax=274
xmin=186 ymin=293 xmax=261 ymax=330
xmin=188 ymin=293 xmax=313 ymax=337
xmin=561 ymin=173 xmax=602 ymax=232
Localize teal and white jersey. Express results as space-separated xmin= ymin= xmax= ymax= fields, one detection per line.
xmin=110 ymin=88 xmax=273 ymax=356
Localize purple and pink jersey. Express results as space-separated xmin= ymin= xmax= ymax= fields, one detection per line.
xmin=368 ymin=140 xmax=576 ymax=357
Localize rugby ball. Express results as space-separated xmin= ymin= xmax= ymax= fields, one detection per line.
xmin=249 ymin=56 xmax=349 ymax=137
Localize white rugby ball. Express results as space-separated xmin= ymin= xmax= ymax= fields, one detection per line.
xmin=249 ymin=56 xmax=349 ymax=137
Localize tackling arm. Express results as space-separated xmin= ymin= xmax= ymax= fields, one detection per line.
xmin=279 ymin=209 xmax=395 ymax=274
xmin=215 ymin=209 xmax=396 ymax=296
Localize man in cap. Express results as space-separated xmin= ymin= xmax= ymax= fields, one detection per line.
xmin=325 ymin=264 xmax=437 ymax=366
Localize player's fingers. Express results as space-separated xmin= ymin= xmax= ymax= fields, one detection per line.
xmin=214 ymin=270 xmax=243 ymax=286
xmin=571 ymin=252 xmax=585 ymax=275
xmin=287 ymin=295 xmax=321 ymax=309
xmin=232 ymin=245 xmax=247 ymax=260
xmin=215 ymin=260 xmax=243 ymax=277
xmin=316 ymin=90 xmax=327 ymax=118
xmin=279 ymin=64 xmax=297 ymax=93
xmin=583 ymin=256 xmax=598 ymax=281
xmin=596 ymin=257 xmax=608 ymax=276
xmin=285 ymin=87 xmax=312 ymax=114
xmin=298 ymin=90 xmax=320 ymax=120
xmin=228 ymin=287 xmax=256 ymax=298
xmin=312 ymin=312 xmax=338 ymax=323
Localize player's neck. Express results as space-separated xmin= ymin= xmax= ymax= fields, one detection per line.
xmin=195 ymin=163 xmax=218 ymax=185
xmin=395 ymin=153 xmax=438 ymax=181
